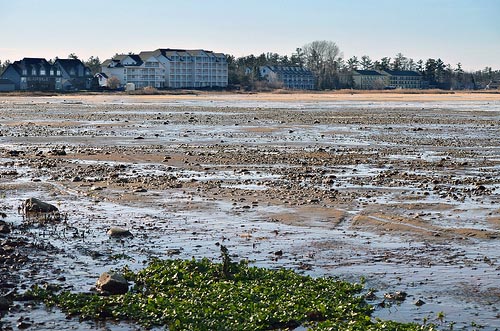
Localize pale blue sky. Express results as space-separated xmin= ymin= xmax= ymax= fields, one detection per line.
xmin=1 ymin=0 xmax=499 ymax=70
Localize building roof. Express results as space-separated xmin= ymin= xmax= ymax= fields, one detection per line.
xmin=95 ymin=72 xmax=108 ymax=78
xmin=127 ymin=54 xmax=143 ymax=66
xmin=138 ymin=51 xmax=157 ymax=61
xmin=263 ymin=66 xmax=314 ymax=77
xmin=102 ymin=48 xmax=227 ymax=67
xmin=55 ymin=59 xmax=91 ymax=76
xmin=353 ymin=70 xmax=384 ymax=76
xmin=383 ymin=70 xmax=421 ymax=77
xmin=6 ymin=58 xmax=54 ymax=76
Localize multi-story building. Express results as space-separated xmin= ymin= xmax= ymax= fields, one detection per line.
xmin=382 ymin=70 xmax=423 ymax=89
xmin=101 ymin=48 xmax=228 ymax=89
xmin=349 ymin=69 xmax=423 ymax=89
xmin=0 ymin=58 xmax=62 ymax=91
xmin=0 ymin=57 xmax=92 ymax=91
xmin=54 ymin=59 xmax=93 ymax=90
xmin=259 ymin=66 xmax=315 ymax=90
xmin=351 ymin=70 xmax=389 ymax=89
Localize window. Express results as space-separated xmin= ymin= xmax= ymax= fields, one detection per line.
xmin=50 ymin=70 xmax=54 ymax=76
xmin=40 ymin=69 xmax=46 ymax=76
xmin=57 ymin=70 xmax=61 ymax=76
xmin=32 ymin=69 xmax=37 ymax=75
xmin=22 ymin=69 xmax=27 ymax=75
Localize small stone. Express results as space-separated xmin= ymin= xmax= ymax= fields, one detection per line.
xmin=17 ymin=321 xmax=32 ymax=329
xmin=7 ymin=150 xmax=22 ymax=157
xmin=0 ymin=221 xmax=10 ymax=234
xmin=414 ymin=299 xmax=426 ymax=306
xmin=0 ymin=296 xmax=11 ymax=311
xmin=49 ymin=149 xmax=66 ymax=156
xmin=384 ymin=291 xmax=407 ymax=301
xmin=107 ymin=227 xmax=133 ymax=238
xmin=166 ymin=248 xmax=182 ymax=255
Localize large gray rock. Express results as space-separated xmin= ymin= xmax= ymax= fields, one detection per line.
xmin=96 ymin=272 xmax=129 ymax=295
xmin=23 ymin=198 xmax=59 ymax=214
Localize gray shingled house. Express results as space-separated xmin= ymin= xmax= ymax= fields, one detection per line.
xmin=54 ymin=59 xmax=93 ymax=90
xmin=0 ymin=58 xmax=62 ymax=91
xmin=0 ymin=57 xmax=93 ymax=91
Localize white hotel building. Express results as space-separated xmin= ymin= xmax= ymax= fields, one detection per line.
xmin=101 ymin=48 xmax=228 ymax=89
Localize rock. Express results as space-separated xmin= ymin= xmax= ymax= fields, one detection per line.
xmin=107 ymin=227 xmax=133 ymax=238
xmin=414 ymin=299 xmax=426 ymax=306
xmin=23 ymin=198 xmax=58 ymax=214
xmin=0 ymin=296 xmax=11 ymax=311
xmin=0 ymin=221 xmax=11 ymax=234
xmin=17 ymin=321 xmax=32 ymax=329
xmin=384 ymin=291 xmax=407 ymax=301
xmin=96 ymin=272 xmax=129 ymax=294
xmin=6 ymin=150 xmax=22 ymax=157
xmin=166 ymin=248 xmax=182 ymax=255
xmin=49 ymin=149 xmax=66 ymax=156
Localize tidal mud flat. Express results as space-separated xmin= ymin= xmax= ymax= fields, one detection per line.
xmin=0 ymin=93 xmax=499 ymax=330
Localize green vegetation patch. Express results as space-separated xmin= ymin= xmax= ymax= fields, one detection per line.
xmin=28 ymin=251 xmax=435 ymax=330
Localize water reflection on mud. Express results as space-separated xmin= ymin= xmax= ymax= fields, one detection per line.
xmin=0 ymin=95 xmax=499 ymax=330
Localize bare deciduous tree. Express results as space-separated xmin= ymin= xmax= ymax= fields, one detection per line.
xmin=302 ymin=40 xmax=343 ymax=89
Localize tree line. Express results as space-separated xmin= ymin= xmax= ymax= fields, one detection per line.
xmin=228 ymin=41 xmax=499 ymax=90
xmin=1 ymin=41 xmax=499 ymax=90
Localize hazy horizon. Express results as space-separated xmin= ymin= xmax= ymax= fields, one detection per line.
xmin=1 ymin=0 xmax=499 ymax=71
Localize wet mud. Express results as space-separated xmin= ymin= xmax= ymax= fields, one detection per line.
xmin=0 ymin=95 xmax=499 ymax=330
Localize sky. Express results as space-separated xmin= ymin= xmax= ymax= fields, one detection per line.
xmin=1 ymin=0 xmax=499 ymax=71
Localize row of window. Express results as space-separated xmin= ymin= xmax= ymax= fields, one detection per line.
xmin=20 ymin=77 xmax=62 ymax=82
xmin=22 ymin=68 xmax=61 ymax=76
xmin=170 ymin=56 xmax=226 ymax=63
xmin=390 ymin=80 xmax=422 ymax=85
xmin=390 ymin=76 xmax=420 ymax=81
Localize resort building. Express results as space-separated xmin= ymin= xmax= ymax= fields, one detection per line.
xmin=351 ymin=70 xmax=389 ymax=89
xmin=259 ymin=66 xmax=315 ymax=90
xmin=382 ymin=70 xmax=423 ymax=89
xmin=349 ymin=69 xmax=423 ymax=89
xmin=101 ymin=48 xmax=228 ymax=89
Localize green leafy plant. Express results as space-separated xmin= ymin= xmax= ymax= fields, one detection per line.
xmin=27 ymin=251 xmax=437 ymax=331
